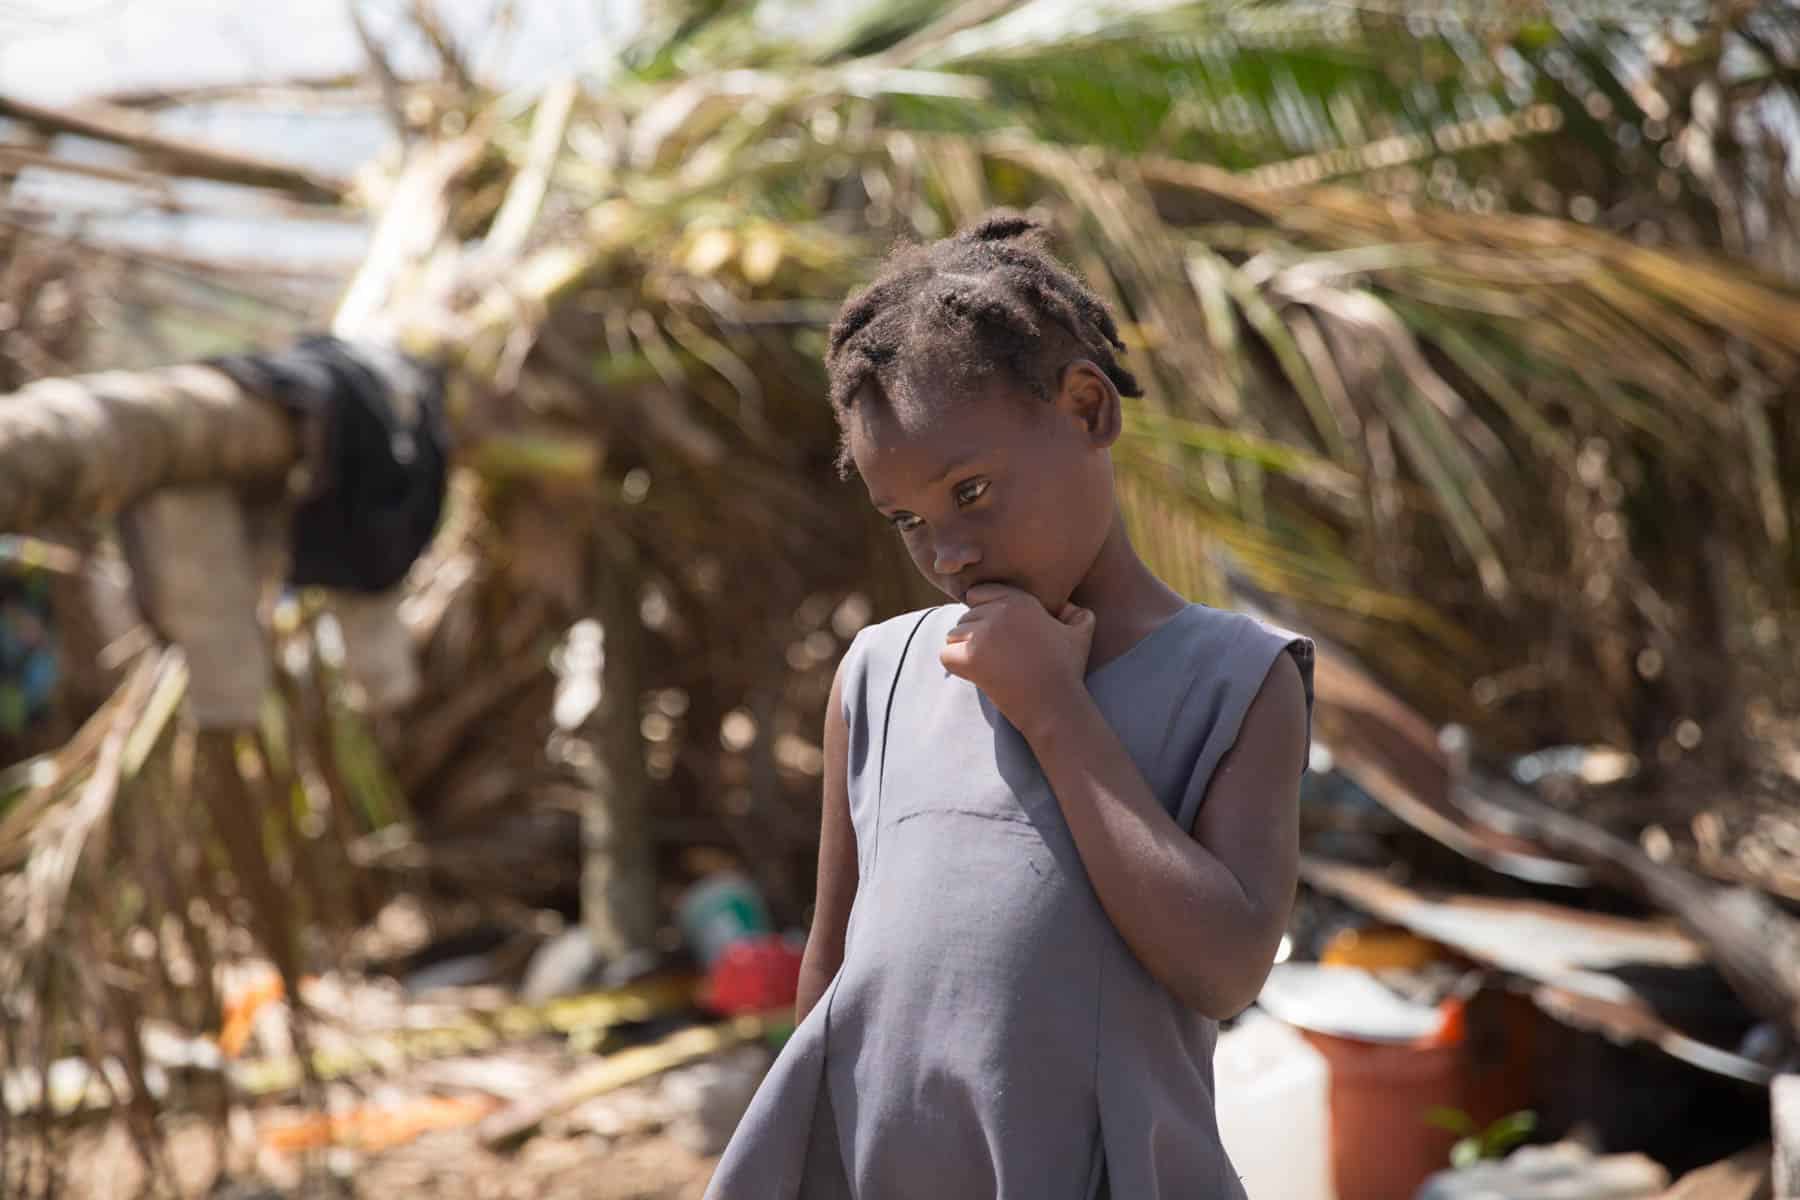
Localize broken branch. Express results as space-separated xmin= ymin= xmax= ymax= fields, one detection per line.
xmin=0 ymin=93 xmax=348 ymax=202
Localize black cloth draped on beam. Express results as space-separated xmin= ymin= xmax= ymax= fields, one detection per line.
xmin=210 ymin=335 xmax=449 ymax=593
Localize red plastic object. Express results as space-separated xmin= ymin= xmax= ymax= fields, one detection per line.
xmin=700 ymin=934 xmax=804 ymax=1016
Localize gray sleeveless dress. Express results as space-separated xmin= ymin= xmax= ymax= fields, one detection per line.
xmin=705 ymin=602 xmax=1315 ymax=1200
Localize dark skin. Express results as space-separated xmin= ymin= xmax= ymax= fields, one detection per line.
xmin=795 ymin=361 xmax=1309 ymax=1023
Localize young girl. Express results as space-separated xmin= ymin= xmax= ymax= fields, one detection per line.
xmin=705 ymin=212 xmax=1315 ymax=1200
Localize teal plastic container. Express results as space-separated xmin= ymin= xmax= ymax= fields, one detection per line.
xmin=678 ymin=872 xmax=772 ymax=968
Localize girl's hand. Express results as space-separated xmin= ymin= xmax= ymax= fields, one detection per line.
xmin=939 ymin=583 xmax=1096 ymax=737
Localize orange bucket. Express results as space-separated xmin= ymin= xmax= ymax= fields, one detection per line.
xmin=1298 ymin=989 xmax=1539 ymax=1200
xmin=1301 ymin=1025 xmax=1466 ymax=1200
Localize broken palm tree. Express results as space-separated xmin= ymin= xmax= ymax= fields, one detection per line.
xmin=1286 ymin=619 xmax=1800 ymax=1183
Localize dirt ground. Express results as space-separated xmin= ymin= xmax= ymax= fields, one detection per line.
xmin=49 ymin=1113 xmax=719 ymax=1199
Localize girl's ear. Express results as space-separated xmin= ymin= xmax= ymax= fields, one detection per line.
xmin=1055 ymin=361 xmax=1123 ymax=449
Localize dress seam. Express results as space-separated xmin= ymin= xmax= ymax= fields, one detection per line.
xmin=891 ymin=807 xmax=1034 ymax=828
xmin=869 ymin=609 xmax=935 ymax=878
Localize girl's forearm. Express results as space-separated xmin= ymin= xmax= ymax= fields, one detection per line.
xmin=1023 ymin=693 xmax=1275 ymax=1018
xmin=794 ymin=946 xmax=841 ymax=1025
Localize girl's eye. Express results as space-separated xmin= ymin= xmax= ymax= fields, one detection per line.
xmin=890 ymin=512 xmax=923 ymax=533
xmin=953 ymin=479 xmax=990 ymax=507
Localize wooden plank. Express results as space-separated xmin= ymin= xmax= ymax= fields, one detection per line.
xmin=1456 ymin=774 xmax=1800 ymax=1042
xmin=1656 ymin=1143 xmax=1771 ymax=1200
xmin=478 ymin=1014 xmax=775 ymax=1149
xmin=1776 ymin=1076 xmax=1800 ymax=1200
xmin=1301 ymin=855 xmax=1773 ymax=1084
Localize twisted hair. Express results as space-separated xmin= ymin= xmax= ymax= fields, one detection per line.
xmin=826 ymin=210 xmax=1142 ymax=475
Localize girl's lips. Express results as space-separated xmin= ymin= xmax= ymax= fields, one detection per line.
xmin=954 ymin=578 xmax=1016 ymax=603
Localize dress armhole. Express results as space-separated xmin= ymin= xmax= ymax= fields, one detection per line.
xmin=837 ymin=626 xmax=870 ymax=728
xmin=1173 ymin=621 xmax=1315 ymax=832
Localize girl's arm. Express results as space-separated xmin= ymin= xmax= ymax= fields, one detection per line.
xmin=795 ymin=659 xmax=858 ymax=1025
xmin=1027 ymin=652 xmax=1308 ymax=1019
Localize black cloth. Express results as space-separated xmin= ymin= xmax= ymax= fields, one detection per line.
xmin=211 ymin=335 xmax=448 ymax=593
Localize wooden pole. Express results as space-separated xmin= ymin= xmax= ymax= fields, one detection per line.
xmin=581 ymin=535 xmax=658 ymax=962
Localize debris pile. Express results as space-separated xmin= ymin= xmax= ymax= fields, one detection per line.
xmin=1235 ymin=622 xmax=1800 ymax=1199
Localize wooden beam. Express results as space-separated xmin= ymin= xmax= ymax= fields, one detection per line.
xmin=0 ymin=92 xmax=348 ymax=202
xmin=0 ymin=366 xmax=297 ymax=534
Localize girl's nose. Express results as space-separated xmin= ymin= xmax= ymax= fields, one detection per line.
xmin=931 ymin=536 xmax=981 ymax=577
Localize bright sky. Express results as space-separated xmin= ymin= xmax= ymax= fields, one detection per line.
xmin=0 ymin=1 xmax=640 ymax=264
xmin=0 ymin=0 xmax=633 ymax=108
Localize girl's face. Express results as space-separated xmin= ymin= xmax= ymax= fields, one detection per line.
xmin=848 ymin=365 xmax=1120 ymax=611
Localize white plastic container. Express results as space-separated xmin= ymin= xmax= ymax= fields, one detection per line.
xmin=1214 ymin=1011 xmax=1336 ymax=1200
